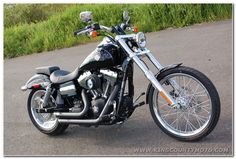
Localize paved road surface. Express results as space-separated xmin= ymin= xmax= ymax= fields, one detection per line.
xmin=4 ymin=20 xmax=232 ymax=156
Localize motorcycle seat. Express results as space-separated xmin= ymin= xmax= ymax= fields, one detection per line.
xmin=36 ymin=66 xmax=60 ymax=76
xmin=50 ymin=67 xmax=80 ymax=84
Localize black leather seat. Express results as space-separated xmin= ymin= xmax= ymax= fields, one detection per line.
xmin=50 ymin=67 xmax=80 ymax=84
xmin=36 ymin=66 xmax=60 ymax=75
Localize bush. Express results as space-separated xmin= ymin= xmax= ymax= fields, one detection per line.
xmin=4 ymin=4 xmax=72 ymax=28
xmin=4 ymin=4 xmax=232 ymax=58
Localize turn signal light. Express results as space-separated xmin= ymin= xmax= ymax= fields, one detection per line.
xmin=91 ymin=31 xmax=97 ymax=38
xmin=133 ymin=26 xmax=138 ymax=33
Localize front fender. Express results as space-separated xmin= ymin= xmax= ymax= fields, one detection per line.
xmin=145 ymin=63 xmax=182 ymax=104
xmin=21 ymin=74 xmax=50 ymax=91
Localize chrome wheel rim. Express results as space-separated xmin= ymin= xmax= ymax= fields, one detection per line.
xmin=153 ymin=73 xmax=212 ymax=137
xmin=30 ymin=90 xmax=58 ymax=131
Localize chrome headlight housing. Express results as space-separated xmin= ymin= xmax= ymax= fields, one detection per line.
xmin=135 ymin=32 xmax=146 ymax=49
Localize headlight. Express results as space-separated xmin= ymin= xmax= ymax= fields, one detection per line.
xmin=135 ymin=32 xmax=146 ymax=49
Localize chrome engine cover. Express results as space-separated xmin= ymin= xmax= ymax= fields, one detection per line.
xmin=100 ymin=69 xmax=117 ymax=84
xmin=77 ymin=70 xmax=118 ymax=89
xmin=59 ymin=81 xmax=76 ymax=96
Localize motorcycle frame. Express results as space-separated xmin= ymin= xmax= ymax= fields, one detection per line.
xmin=116 ymin=57 xmax=134 ymax=118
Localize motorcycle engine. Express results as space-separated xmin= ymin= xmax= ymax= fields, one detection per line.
xmin=78 ymin=69 xmax=118 ymax=118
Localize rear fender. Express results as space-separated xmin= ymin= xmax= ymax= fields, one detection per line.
xmin=145 ymin=63 xmax=182 ymax=104
xmin=21 ymin=74 xmax=50 ymax=91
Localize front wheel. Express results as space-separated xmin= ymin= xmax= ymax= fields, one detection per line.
xmin=148 ymin=66 xmax=220 ymax=141
xmin=27 ymin=89 xmax=69 ymax=135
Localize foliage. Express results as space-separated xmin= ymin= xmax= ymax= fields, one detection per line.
xmin=4 ymin=4 xmax=232 ymax=58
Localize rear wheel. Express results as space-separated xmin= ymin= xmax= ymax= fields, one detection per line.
xmin=148 ymin=66 xmax=220 ymax=141
xmin=27 ymin=89 xmax=69 ymax=135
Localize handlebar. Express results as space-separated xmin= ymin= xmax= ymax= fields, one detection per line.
xmin=73 ymin=28 xmax=90 ymax=36
xmin=74 ymin=24 xmax=112 ymax=36
xmin=100 ymin=25 xmax=112 ymax=32
xmin=73 ymin=23 xmax=133 ymax=37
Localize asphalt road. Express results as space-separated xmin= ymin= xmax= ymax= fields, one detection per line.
xmin=4 ymin=20 xmax=232 ymax=156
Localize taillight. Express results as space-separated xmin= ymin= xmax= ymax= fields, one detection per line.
xmin=33 ymin=84 xmax=41 ymax=89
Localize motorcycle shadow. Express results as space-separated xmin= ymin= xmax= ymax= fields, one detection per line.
xmin=49 ymin=103 xmax=230 ymax=146
xmin=51 ymin=118 xmax=166 ymax=143
xmin=51 ymin=119 xmax=207 ymax=144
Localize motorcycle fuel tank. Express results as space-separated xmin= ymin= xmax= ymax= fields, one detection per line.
xmin=80 ymin=44 xmax=124 ymax=71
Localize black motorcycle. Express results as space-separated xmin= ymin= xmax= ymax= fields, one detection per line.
xmin=21 ymin=11 xmax=220 ymax=141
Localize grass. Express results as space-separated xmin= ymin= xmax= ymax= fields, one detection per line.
xmin=4 ymin=4 xmax=73 ymax=28
xmin=4 ymin=4 xmax=232 ymax=58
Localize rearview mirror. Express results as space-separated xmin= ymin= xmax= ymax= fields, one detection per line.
xmin=123 ymin=11 xmax=130 ymax=24
xmin=80 ymin=11 xmax=93 ymax=23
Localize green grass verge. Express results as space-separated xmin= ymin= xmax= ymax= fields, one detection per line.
xmin=4 ymin=4 xmax=232 ymax=58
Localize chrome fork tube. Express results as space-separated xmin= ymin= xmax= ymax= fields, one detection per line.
xmin=133 ymin=56 xmax=176 ymax=106
xmin=146 ymin=52 xmax=164 ymax=70
xmin=146 ymin=52 xmax=181 ymax=93
xmin=117 ymin=38 xmax=177 ymax=106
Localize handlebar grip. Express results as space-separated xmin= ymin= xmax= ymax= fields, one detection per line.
xmin=74 ymin=28 xmax=86 ymax=36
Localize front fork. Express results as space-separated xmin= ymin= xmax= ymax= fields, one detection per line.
xmin=132 ymin=55 xmax=177 ymax=107
xmin=118 ymin=38 xmax=178 ymax=108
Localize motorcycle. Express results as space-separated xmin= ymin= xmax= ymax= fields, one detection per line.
xmin=21 ymin=11 xmax=220 ymax=141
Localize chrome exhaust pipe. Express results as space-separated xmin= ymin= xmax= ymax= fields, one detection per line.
xmin=54 ymin=89 xmax=90 ymax=118
xmin=58 ymin=118 xmax=101 ymax=124
xmin=58 ymin=85 xmax=119 ymax=124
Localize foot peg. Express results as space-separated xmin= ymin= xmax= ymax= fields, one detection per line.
xmin=133 ymin=101 xmax=145 ymax=109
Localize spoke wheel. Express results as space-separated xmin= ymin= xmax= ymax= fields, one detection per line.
xmin=148 ymin=66 xmax=220 ymax=141
xmin=153 ymin=73 xmax=211 ymax=137
xmin=27 ymin=89 xmax=69 ymax=135
xmin=30 ymin=90 xmax=58 ymax=131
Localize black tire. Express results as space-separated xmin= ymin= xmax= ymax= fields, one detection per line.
xmin=27 ymin=89 xmax=69 ymax=136
xmin=148 ymin=66 xmax=220 ymax=141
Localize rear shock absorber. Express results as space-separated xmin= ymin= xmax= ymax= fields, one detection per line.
xmin=42 ymin=84 xmax=52 ymax=108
